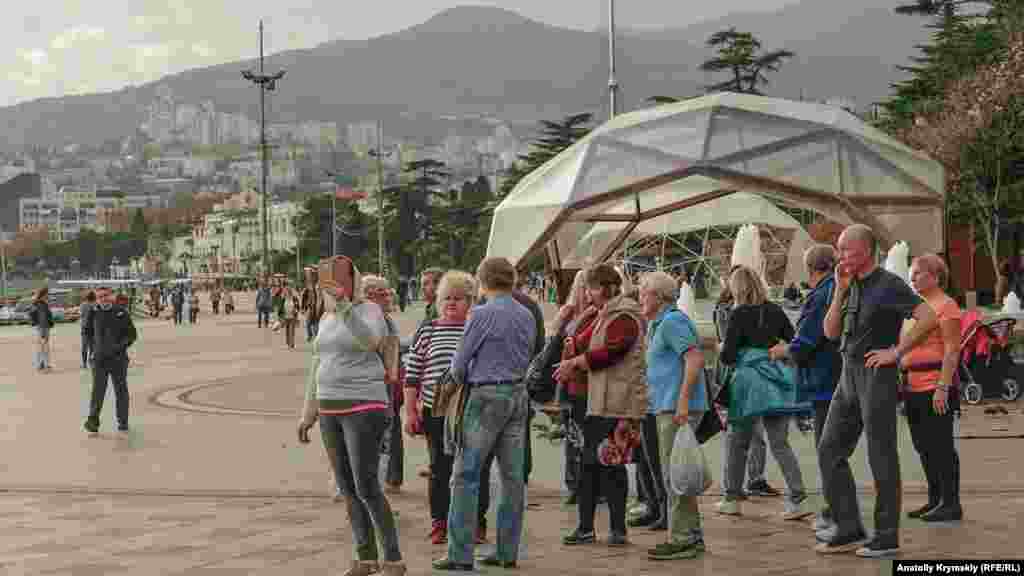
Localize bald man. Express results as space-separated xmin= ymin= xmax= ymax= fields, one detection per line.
xmin=815 ymin=224 xmax=937 ymax=558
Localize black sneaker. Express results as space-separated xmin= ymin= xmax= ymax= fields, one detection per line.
xmin=562 ymin=529 xmax=596 ymax=546
xmin=907 ymin=502 xmax=938 ymax=519
xmin=746 ymin=480 xmax=782 ymax=497
xmin=83 ymin=420 xmax=99 ymax=436
xmin=479 ymin=556 xmax=517 ymax=569
xmin=607 ymin=532 xmax=629 ymax=547
xmin=564 ymin=493 xmax=577 ymax=506
xmin=117 ymin=424 xmax=130 ymax=435
xmin=920 ymin=505 xmax=963 ymax=523
xmin=814 ymin=531 xmax=868 ymax=555
xmin=855 ymin=537 xmax=900 ymax=558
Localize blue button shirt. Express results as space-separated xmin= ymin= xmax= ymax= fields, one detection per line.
xmin=451 ymin=294 xmax=536 ymax=385
xmin=646 ymin=305 xmax=707 ymax=414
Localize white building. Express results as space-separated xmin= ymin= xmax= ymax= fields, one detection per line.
xmin=18 ymin=186 xmax=163 ymax=240
xmin=169 ymin=200 xmax=304 ymax=276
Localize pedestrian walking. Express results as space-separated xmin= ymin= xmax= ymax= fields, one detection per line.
xmin=172 ymin=288 xmax=184 ymax=325
xmin=30 ymin=287 xmax=55 ymax=372
xmin=256 ymin=280 xmax=272 ymax=328
xmin=816 ymin=224 xmax=938 ymax=557
xmin=282 ymin=287 xmax=300 ymax=349
xmin=189 ymin=291 xmax=200 ymax=324
xmin=83 ymin=286 xmax=138 ymax=436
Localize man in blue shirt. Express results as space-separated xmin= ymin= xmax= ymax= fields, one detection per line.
xmin=435 ymin=257 xmax=535 ymax=571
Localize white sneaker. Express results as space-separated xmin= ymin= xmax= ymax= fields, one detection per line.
xmin=715 ymin=499 xmax=741 ymax=516
xmin=813 ymin=513 xmax=834 ymax=532
xmin=783 ymin=499 xmax=813 ymax=521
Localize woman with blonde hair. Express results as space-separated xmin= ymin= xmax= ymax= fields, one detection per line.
xmin=297 ymin=256 xmax=405 ymax=576
xmin=403 ymin=270 xmax=476 ymax=544
xmin=901 ymin=253 xmax=962 ymax=522
xmin=717 ymin=265 xmax=809 ymax=520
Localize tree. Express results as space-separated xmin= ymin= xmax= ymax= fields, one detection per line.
xmin=498 ymin=113 xmax=594 ymax=199
xmin=698 ymin=28 xmax=795 ymax=95
xmin=130 ymin=208 xmax=149 ymax=255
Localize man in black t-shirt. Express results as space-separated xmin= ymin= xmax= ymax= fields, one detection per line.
xmin=815 ymin=224 xmax=937 ymax=558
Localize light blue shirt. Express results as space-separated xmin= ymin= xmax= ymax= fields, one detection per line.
xmin=452 ymin=294 xmax=535 ymax=385
xmin=646 ymin=305 xmax=707 ymax=414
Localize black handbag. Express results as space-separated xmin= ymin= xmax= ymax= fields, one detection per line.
xmin=696 ymin=368 xmax=727 ymax=444
xmin=525 ymin=331 xmax=565 ymax=404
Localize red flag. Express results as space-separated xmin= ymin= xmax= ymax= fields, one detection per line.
xmin=333 ymin=175 xmax=366 ymax=200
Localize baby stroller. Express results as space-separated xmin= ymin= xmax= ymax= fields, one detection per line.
xmin=957 ymin=310 xmax=1022 ymax=405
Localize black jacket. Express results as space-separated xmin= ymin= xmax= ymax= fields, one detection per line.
xmin=30 ymin=301 xmax=54 ymax=329
xmin=86 ymin=304 xmax=137 ymax=360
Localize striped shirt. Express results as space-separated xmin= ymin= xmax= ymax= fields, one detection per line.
xmin=404 ymin=320 xmax=465 ymax=409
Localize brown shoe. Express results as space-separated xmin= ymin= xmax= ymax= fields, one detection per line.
xmin=380 ymin=561 xmax=406 ymax=576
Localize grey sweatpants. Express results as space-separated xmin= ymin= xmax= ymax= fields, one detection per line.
xmin=818 ymin=360 xmax=901 ymax=542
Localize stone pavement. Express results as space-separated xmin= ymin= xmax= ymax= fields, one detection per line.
xmin=1 ymin=299 xmax=1022 ymax=575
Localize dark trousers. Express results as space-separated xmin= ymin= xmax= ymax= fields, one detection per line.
xmin=386 ymin=409 xmax=404 ymax=487
xmin=819 ymin=361 xmax=901 ymax=543
xmin=173 ymin=306 xmax=183 ymax=325
xmin=212 ymin=302 xmax=220 ymax=314
xmin=257 ymin=308 xmax=270 ymax=327
xmin=306 ymin=318 xmax=319 ymax=341
xmin=637 ymin=413 xmax=665 ymax=515
xmin=80 ymin=333 xmax=92 ymax=367
xmin=577 ymin=417 xmax=629 ymax=535
xmin=87 ymin=356 xmax=129 ymax=428
xmin=905 ymin=390 xmax=960 ymax=508
xmin=284 ymin=319 xmax=297 ymax=348
xmin=561 ymin=407 xmax=580 ymax=494
xmin=578 ymin=463 xmax=629 ymax=535
xmin=425 ymin=412 xmax=454 ymax=522
xmin=813 ymin=398 xmax=833 ymax=518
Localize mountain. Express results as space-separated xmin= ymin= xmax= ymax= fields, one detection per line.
xmin=0 ymin=1 xmax=932 ymax=152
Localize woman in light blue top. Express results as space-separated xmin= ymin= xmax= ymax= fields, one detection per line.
xmin=638 ymin=271 xmax=707 ymax=561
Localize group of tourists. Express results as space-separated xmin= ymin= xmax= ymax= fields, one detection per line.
xmin=288 ymin=222 xmax=965 ymax=574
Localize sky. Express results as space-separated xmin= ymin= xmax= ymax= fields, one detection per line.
xmin=2 ymin=0 xmax=801 ymax=108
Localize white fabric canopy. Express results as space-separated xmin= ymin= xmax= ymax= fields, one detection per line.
xmin=486 ymin=93 xmax=945 ymax=270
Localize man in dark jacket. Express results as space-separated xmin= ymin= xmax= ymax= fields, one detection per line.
xmin=80 ymin=291 xmax=96 ymax=368
xmin=770 ymin=244 xmax=842 ymax=539
xmin=171 ymin=288 xmax=184 ymax=325
xmin=83 ymin=286 xmax=138 ymax=436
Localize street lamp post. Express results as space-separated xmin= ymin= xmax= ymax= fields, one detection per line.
xmin=242 ymin=21 xmax=286 ymax=280
xmin=368 ymin=122 xmax=395 ymax=277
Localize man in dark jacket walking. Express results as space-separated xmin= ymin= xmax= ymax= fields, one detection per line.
xmin=255 ymin=281 xmax=272 ymax=328
xmin=83 ymin=286 xmax=138 ymax=436
xmin=171 ymin=288 xmax=184 ymax=325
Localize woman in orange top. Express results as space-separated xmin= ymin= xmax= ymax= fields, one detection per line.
xmin=901 ymin=253 xmax=962 ymax=522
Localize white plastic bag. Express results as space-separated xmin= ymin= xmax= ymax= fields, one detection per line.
xmin=669 ymin=425 xmax=713 ymax=496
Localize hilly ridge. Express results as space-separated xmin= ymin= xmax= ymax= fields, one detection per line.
xmin=0 ymin=1 xmax=932 ymax=152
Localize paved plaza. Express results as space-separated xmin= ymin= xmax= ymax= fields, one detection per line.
xmin=1 ymin=296 xmax=1022 ymax=575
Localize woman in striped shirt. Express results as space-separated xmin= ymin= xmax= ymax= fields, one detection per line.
xmin=404 ymin=270 xmax=475 ymax=545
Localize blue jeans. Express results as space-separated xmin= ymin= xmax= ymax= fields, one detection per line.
xmin=447 ymin=383 xmax=528 ymax=565
xmin=320 ymin=410 xmax=402 ymax=562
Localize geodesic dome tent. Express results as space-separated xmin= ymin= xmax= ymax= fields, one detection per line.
xmin=486 ymin=93 xmax=945 ymax=272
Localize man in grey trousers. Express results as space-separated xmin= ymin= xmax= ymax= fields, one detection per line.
xmin=815 ymin=224 xmax=937 ymax=558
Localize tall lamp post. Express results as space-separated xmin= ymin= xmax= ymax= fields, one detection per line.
xmin=608 ymin=0 xmax=619 ymax=119
xmin=242 ymin=20 xmax=285 ymax=280
xmin=368 ymin=122 xmax=395 ymax=277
